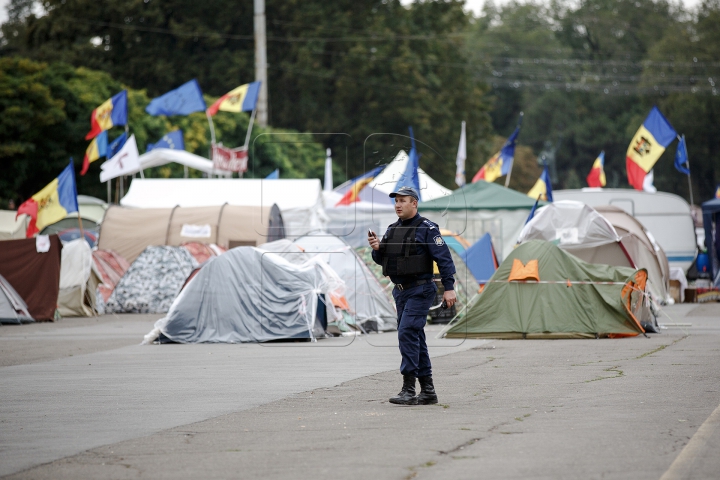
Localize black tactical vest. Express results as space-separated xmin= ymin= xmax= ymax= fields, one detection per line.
xmin=380 ymin=216 xmax=433 ymax=277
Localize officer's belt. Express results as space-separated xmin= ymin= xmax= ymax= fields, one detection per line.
xmin=395 ymin=278 xmax=433 ymax=291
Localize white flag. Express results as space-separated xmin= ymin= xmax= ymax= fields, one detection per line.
xmin=642 ymin=169 xmax=657 ymax=193
xmin=455 ymin=121 xmax=467 ymax=187
xmin=100 ymin=134 xmax=141 ymax=182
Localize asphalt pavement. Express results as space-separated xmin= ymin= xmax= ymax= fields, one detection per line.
xmin=1 ymin=303 xmax=719 ymax=479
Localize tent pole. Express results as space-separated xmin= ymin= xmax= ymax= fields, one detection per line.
xmin=76 ymin=211 xmax=85 ymax=243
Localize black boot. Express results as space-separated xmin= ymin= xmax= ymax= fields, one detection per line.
xmin=417 ymin=376 xmax=438 ymax=405
xmin=389 ymin=375 xmax=418 ymax=405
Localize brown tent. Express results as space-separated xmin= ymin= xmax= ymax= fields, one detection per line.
xmin=97 ymin=204 xmax=284 ymax=263
xmin=0 ymin=236 xmax=62 ymax=321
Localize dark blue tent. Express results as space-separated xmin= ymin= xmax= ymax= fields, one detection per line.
xmin=701 ymin=198 xmax=720 ymax=287
xmin=460 ymin=233 xmax=499 ymax=285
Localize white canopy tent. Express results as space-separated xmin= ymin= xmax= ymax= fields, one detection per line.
xmin=359 ymin=150 xmax=452 ymax=204
xmin=321 ymin=191 xmax=397 ymax=247
xmin=0 ymin=211 xmax=28 ymax=240
xmin=120 ymin=178 xmax=328 ymax=237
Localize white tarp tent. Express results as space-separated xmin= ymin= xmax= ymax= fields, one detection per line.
xmin=142 ymin=246 xmax=344 ymax=343
xmin=120 ymin=178 xmax=328 ymax=237
xmin=321 ymin=191 xmax=397 ymax=247
xmin=292 ymin=233 xmax=397 ymax=332
xmin=0 ymin=211 xmax=28 ymax=240
xmin=554 ymin=189 xmax=697 ymax=271
xmin=58 ymin=239 xmax=102 ymax=317
xmin=359 ymin=150 xmax=452 ymax=203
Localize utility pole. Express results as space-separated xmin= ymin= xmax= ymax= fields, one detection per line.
xmin=254 ymin=0 xmax=268 ymax=127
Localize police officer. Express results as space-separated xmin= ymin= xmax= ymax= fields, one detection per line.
xmin=368 ymin=186 xmax=456 ymax=405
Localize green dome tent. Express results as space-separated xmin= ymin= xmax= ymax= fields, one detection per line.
xmin=442 ymin=240 xmax=648 ymax=339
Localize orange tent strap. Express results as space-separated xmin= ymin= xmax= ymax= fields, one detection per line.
xmin=508 ymin=259 xmax=540 ymax=282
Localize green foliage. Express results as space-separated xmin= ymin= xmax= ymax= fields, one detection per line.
xmin=0 ymin=57 xmax=325 ymax=206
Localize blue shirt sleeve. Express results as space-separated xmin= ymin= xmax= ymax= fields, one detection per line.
xmin=421 ymin=220 xmax=456 ymax=291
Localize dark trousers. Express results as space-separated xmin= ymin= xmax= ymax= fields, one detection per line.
xmin=392 ymin=281 xmax=437 ymax=377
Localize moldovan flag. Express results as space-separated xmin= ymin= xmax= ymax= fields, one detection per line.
xmin=17 ymin=161 xmax=79 ymax=237
xmin=81 ymin=130 xmax=108 ymax=175
xmin=626 ymin=106 xmax=676 ymax=190
xmin=472 ymin=125 xmax=520 ymax=183
xmin=85 ymin=90 xmax=128 ymax=140
xmin=586 ymin=151 xmax=606 ymax=187
xmin=335 ymin=170 xmax=379 ymax=206
xmin=100 ymin=134 xmax=141 ymax=183
xmin=527 ymin=164 xmax=553 ymax=202
xmin=206 ymin=82 xmax=261 ymax=116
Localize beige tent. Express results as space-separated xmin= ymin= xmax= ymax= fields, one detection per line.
xmin=0 ymin=211 xmax=28 ymax=240
xmin=594 ymin=205 xmax=670 ymax=302
xmin=58 ymin=239 xmax=102 ymax=317
xmin=98 ymin=204 xmax=284 ymax=263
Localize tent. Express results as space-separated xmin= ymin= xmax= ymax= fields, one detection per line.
xmin=292 ymin=234 xmax=398 ymax=332
xmin=594 ymin=205 xmax=671 ymax=302
xmin=518 ymin=201 xmax=669 ymax=303
xmin=0 ymin=274 xmax=34 ymax=325
xmin=461 ymin=233 xmax=499 ymax=285
xmin=58 ymin=239 xmax=102 ymax=317
xmin=554 ymin=189 xmax=697 ymax=272
xmin=420 ymin=180 xmax=544 ymax=260
xmin=702 ymin=198 xmax=720 ymax=287
xmin=351 ymin=150 xmax=452 ymax=204
xmin=98 ymin=204 xmax=281 ymax=263
xmin=93 ymin=250 xmax=131 ymax=303
xmin=440 ymin=229 xmax=472 ymax=256
xmin=0 ymin=236 xmax=62 ymax=321
xmin=104 ymin=246 xmax=199 ymax=314
xmin=142 ymin=247 xmax=344 ymax=343
xmin=322 ymin=190 xmax=398 ymax=247
xmin=0 ymin=210 xmax=28 ymax=240
xmin=120 ymin=178 xmax=325 ymax=237
xmin=442 ymin=240 xmax=649 ymax=339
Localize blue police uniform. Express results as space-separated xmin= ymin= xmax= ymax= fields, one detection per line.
xmin=372 ymin=213 xmax=456 ymax=378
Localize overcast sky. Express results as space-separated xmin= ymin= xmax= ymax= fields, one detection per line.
xmin=0 ymin=0 xmax=706 ymax=27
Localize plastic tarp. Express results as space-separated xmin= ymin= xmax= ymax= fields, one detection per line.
xmin=138 ymin=148 xmax=232 ymax=177
xmin=58 ymin=239 xmax=102 ymax=317
xmin=461 ymin=233 xmax=499 ymax=284
xmin=0 ymin=210 xmax=28 ymax=240
xmin=98 ymin=205 xmax=272 ymax=263
xmin=361 ymin=150 xmax=452 ymax=204
xmin=292 ymin=234 xmax=398 ymax=331
xmin=143 ymin=247 xmax=345 ymax=343
xmin=442 ymin=240 xmax=649 ymax=339
xmin=554 ymin=189 xmax=697 ymax=272
xmin=105 ymin=246 xmax=198 ymax=314
xmin=0 ymin=274 xmax=34 ymax=324
xmin=120 ymin=178 xmax=327 ymax=237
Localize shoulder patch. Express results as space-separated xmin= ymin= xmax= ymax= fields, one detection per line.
xmin=433 ymin=235 xmax=444 ymax=246
xmin=423 ymin=219 xmax=437 ymax=230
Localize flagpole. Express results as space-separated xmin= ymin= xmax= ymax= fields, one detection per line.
xmin=504 ymin=165 xmax=513 ymax=188
xmin=244 ymin=109 xmax=257 ymax=149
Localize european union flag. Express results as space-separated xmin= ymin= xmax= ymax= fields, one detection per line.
xmin=674 ymin=134 xmax=690 ymax=175
xmin=108 ymin=132 xmax=127 ymax=158
xmin=147 ymin=130 xmax=185 ymax=152
xmin=145 ymin=79 xmax=207 ymax=116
